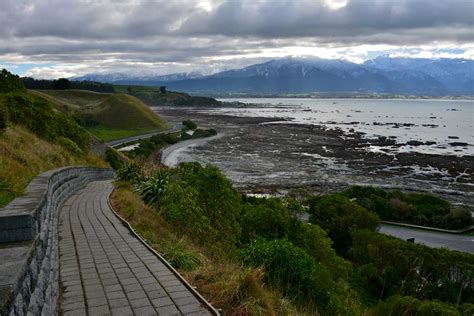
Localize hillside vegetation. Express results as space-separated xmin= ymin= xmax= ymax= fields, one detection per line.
xmin=32 ymin=89 xmax=170 ymax=141
xmin=0 ymin=70 xmax=107 ymax=207
xmin=113 ymin=161 xmax=474 ymax=315
xmin=114 ymin=85 xmax=221 ymax=107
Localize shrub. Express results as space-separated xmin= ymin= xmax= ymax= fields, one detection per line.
xmin=240 ymin=238 xmax=353 ymax=313
xmin=308 ymin=194 xmax=380 ymax=253
xmin=105 ymin=149 xmax=125 ymax=170
xmin=134 ymin=171 xmax=168 ymax=206
xmin=0 ymin=69 xmax=26 ymax=93
xmin=117 ymin=163 xmax=144 ymax=183
xmin=240 ymin=198 xmax=292 ymax=243
xmin=0 ymin=104 xmax=6 ymax=133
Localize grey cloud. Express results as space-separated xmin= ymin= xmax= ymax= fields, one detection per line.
xmin=178 ymin=0 xmax=474 ymax=41
xmin=0 ymin=0 xmax=473 ymax=77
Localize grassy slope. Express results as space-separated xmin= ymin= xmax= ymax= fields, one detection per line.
xmin=114 ymin=85 xmax=221 ymax=107
xmin=0 ymin=125 xmax=107 ymax=207
xmin=111 ymin=182 xmax=302 ymax=315
xmin=31 ymin=90 xmax=170 ymax=141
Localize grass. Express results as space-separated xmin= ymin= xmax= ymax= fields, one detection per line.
xmin=0 ymin=125 xmax=107 ymax=207
xmin=30 ymin=89 xmax=170 ymax=140
xmin=110 ymin=182 xmax=303 ymax=315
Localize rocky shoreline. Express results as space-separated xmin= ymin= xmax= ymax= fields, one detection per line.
xmin=154 ymin=106 xmax=474 ymax=206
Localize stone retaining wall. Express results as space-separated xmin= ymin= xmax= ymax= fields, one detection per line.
xmin=0 ymin=167 xmax=115 ymax=315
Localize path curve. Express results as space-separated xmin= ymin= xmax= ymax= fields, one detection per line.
xmin=380 ymin=224 xmax=474 ymax=254
xmin=106 ymin=124 xmax=183 ymax=148
xmin=58 ymin=180 xmax=213 ymax=315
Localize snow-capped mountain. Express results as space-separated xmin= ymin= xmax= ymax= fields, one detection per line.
xmin=74 ymin=57 xmax=474 ymax=96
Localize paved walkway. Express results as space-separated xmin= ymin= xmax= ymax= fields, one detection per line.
xmin=58 ymin=181 xmax=212 ymax=316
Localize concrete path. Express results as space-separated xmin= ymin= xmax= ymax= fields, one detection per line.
xmin=380 ymin=224 xmax=474 ymax=254
xmin=58 ymin=181 xmax=212 ymax=316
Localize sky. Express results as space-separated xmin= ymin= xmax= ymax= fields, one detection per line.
xmin=0 ymin=0 xmax=473 ymax=79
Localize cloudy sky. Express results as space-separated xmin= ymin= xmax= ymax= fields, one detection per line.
xmin=1 ymin=0 xmax=473 ymax=79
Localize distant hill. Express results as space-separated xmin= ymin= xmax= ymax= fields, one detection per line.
xmin=114 ymin=85 xmax=222 ymax=107
xmin=77 ymin=57 xmax=474 ymax=96
xmin=32 ymin=89 xmax=170 ymax=141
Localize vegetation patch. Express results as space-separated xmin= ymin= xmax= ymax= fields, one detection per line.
xmin=342 ymin=186 xmax=473 ymax=230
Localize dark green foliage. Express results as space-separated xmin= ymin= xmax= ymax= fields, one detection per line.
xmin=182 ymin=119 xmax=197 ymax=130
xmin=343 ymin=186 xmax=472 ymax=229
xmin=308 ymin=194 xmax=380 ymax=253
xmin=372 ymin=295 xmax=459 ymax=316
xmin=0 ymin=104 xmax=6 ymax=133
xmin=159 ymin=163 xmax=241 ymax=251
xmin=22 ymin=77 xmax=115 ymax=93
xmin=159 ymin=86 xmax=166 ymax=94
xmin=240 ymin=198 xmax=291 ymax=243
xmin=105 ymin=149 xmax=125 ymax=170
xmin=240 ymin=196 xmax=351 ymax=279
xmin=350 ymin=230 xmax=474 ymax=305
xmin=134 ymin=171 xmax=168 ymax=206
xmin=1 ymin=92 xmax=90 ymax=151
xmin=240 ymin=238 xmax=353 ymax=314
xmin=0 ymin=69 xmax=26 ymax=93
xmin=117 ymin=163 xmax=144 ymax=183
xmin=53 ymin=78 xmax=70 ymax=89
xmin=128 ymin=133 xmax=179 ymax=158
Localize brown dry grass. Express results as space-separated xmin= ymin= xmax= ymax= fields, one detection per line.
xmin=0 ymin=125 xmax=107 ymax=207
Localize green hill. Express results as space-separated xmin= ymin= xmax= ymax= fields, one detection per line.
xmin=31 ymin=89 xmax=170 ymax=141
xmin=114 ymin=85 xmax=222 ymax=107
xmin=0 ymin=71 xmax=109 ymax=207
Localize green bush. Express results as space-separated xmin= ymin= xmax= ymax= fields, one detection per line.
xmin=240 ymin=238 xmax=353 ymax=314
xmin=0 ymin=104 xmax=6 ymax=133
xmin=240 ymin=198 xmax=292 ymax=243
xmin=117 ymin=163 xmax=144 ymax=183
xmin=308 ymin=194 xmax=380 ymax=254
xmin=0 ymin=69 xmax=26 ymax=93
xmin=105 ymin=149 xmax=125 ymax=170
xmin=134 ymin=171 xmax=168 ymax=206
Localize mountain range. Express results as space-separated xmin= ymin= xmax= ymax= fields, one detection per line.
xmin=74 ymin=56 xmax=474 ymax=96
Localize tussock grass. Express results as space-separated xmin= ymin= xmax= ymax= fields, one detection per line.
xmin=111 ymin=182 xmax=303 ymax=315
xmin=0 ymin=125 xmax=107 ymax=207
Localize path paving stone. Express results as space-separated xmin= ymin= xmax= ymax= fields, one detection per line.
xmin=58 ymin=181 xmax=213 ymax=315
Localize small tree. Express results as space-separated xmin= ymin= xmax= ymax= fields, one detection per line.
xmin=160 ymin=86 xmax=166 ymax=94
